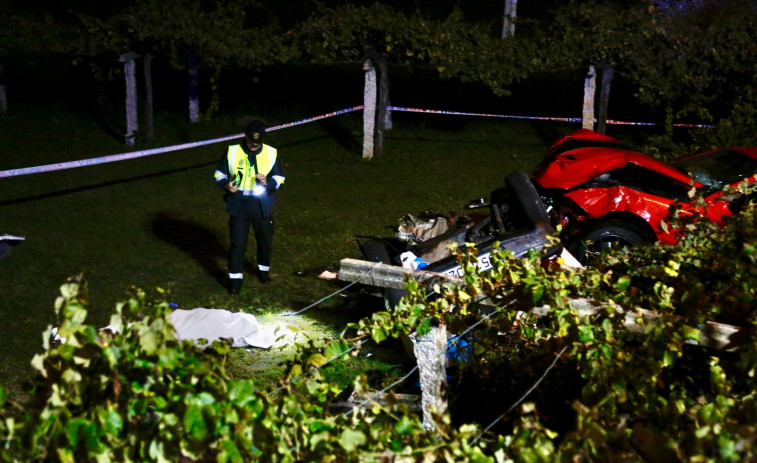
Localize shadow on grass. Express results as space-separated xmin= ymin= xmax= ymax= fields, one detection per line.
xmin=317 ymin=118 xmax=361 ymax=155
xmin=0 ymin=161 xmax=217 ymax=207
xmin=151 ymin=212 xmax=227 ymax=288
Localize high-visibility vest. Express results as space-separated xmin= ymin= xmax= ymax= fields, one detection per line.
xmin=226 ymin=144 xmax=279 ymax=197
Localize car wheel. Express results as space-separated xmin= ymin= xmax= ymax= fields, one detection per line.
xmin=568 ymin=220 xmax=649 ymax=266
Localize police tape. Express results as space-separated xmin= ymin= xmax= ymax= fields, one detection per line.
xmin=267 ymin=105 xmax=364 ymax=132
xmin=387 ymin=106 xmax=716 ymax=129
xmin=0 ymin=104 xmax=715 ymax=179
xmin=388 ymin=105 xmax=582 ymax=124
xmin=0 ymin=106 xmax=365 ymax=178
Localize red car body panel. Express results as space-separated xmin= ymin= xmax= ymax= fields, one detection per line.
xmin=563 ymin=187 xmax=677 ymax=242
xmin=535 ymin=130 xmax=697 ymax=190
xmin=533 ymin=129 xmax=756 ymax=245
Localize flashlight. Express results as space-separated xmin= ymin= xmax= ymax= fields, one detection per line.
xmin=252 ymin=184 xmax=265 ymax=196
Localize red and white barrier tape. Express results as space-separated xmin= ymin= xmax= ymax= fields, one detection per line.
xmin=0 ymin=104 xmax=714 ymax=178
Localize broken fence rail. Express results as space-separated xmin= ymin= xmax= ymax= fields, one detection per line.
xmin=338 ymin=257 xmax=745 ymax=352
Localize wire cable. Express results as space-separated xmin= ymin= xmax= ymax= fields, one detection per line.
xmin=281 ymin=260 xmax=383 ymax=316
xmin=345 ymin=364 xmax=420 ymax=417
xmin=470 ymin=345 xmax=568 ymax=445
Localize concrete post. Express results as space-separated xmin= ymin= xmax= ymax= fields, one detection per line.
xmin=411 ymin=324 xmax=448 ymax=431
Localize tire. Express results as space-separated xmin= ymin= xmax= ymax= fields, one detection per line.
xmin=505 ymin=170 xmax=551 ymax=225
xmin=567 ymin=220 xmax=649 ymax=266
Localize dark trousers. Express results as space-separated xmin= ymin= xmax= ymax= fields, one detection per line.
xmin=228 ymin=200 xmax=274 ymax=277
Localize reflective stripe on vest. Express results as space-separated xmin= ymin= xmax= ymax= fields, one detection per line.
xmin=226 ymin=144 xmax=278 ymax=197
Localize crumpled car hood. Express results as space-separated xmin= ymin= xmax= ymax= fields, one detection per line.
xmin=534 ymin=130 xmax=696 ymax=190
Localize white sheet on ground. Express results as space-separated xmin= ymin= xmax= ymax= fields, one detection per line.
xmin=169 ymin=308 xmax=275 ymax=349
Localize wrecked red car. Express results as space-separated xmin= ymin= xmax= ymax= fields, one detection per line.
xmin=534 ymin=129 xmax=757 ymax=264
xmin=352 ymin=129 xmax=756 ymax=301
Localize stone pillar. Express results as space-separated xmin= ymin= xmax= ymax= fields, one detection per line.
xmin=582 ymin=64 xmax=596 ymax=131
xmin=502 ymin=0 xmax=518 ymax=38
xmin=362 ymin=58 xmax=376 ymax=160
xmin=119 ymin=52 xmax=140 ymax=147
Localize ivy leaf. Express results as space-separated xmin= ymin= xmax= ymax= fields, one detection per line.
xmin=578 ymin=325 xmax=594 ymax=342
xmin=148 ymin=439 xmax=171 ymax=463
xmin=307 ymin=353 xmax=328 ymax=367
xmin=57 ymin=448 xmax=75 ymax=463
xmin=97 ymin=407 xmax=123 ymax=436
xmin=228 ymin=380 xmax=255 ymax=407
xmin=395 ymin=415 xmax=416 ymax=435
xmin=64 ymin=417 xmax=87 ymax=447
xmin=323 ymin=339 xmax=350 ymax=361
xmin=218 ymin=440 xmax=244 ymax=463
xmin=371 ymin=327 xmax=387 ymax=343
xmin=532 ymin=285 xmax=545 ymax=304
xmin=184 ymin=404 xmax=209 ymax=442
xmin=614 ymin=275 xmax=632 ymax=291
xmin=417 ymin=317 xmax=432 ymax=336
xmin=31 ymin=353 xmax=47 ymax=377
xmin=338 ymin=429 xmax=367 ymax=452
xmin=139 ymin=330 xmax=160 ymax=355
xmin=682 ymin=325 xmax=701 ymax=342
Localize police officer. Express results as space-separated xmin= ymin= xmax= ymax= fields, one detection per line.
xmin=214 ymin=119 xmax=285 ymax=294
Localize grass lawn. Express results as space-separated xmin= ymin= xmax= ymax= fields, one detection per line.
xmin=0 ymin=102 xmax=568 ymax=402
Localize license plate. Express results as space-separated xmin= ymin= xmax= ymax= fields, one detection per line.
xmin=443 ymin=252 xmax=493 ymax=278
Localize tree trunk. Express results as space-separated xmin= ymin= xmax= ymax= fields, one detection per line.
xmin=582 ymin=65 xmax=596 ymax=130
xmin=143 ymin=54 xmax=154 ymax=142
xmin=596 ymin=65 xmax=613 ymax=135
xmin=502 ymin=0 xmax=518 ymax=38
xmin=372 ymin=52 xmax=392 ymax=131
xmin=188 ymin=56 xmax=200 ymax=124
xmin=120 ymin=52 xmax=140 ymax=147
xmin=362 ymin=58 xmax=377 ymax=160
xmin=205 ymin=66 xmax=221 ymax=120
xmin=0 ymin=64 xmax=7 ymax=114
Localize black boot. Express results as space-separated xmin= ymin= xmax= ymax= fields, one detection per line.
xmin=228 ymin=280 xmax=242 ymax=295
xmin=256 ymin=270 xmax=270 ymax=284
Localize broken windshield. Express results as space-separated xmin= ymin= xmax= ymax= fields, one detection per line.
xmin=673 ymin=149 xmax=757 ymax=193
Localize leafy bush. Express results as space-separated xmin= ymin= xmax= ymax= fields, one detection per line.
xmin=2 ymin=204 xmax=756 ymax=461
